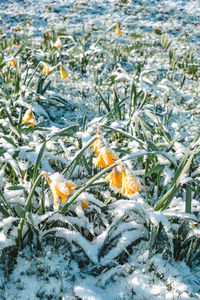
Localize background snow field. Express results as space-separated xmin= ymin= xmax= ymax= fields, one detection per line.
xmin=0 ymin=0 xmax=200 ymax=299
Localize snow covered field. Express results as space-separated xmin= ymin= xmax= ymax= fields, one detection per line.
xmin=0 ymin=0 xmax=200 ymax=299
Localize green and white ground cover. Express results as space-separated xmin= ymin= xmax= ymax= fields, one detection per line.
xmin=0 ymin=0 xmax=200 ymax=299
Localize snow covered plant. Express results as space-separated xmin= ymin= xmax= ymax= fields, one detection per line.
xmin=1 ymin=23 xmax=200 ymax=282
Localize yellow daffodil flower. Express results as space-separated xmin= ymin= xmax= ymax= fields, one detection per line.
xmin=121 ymin=170 xmax=142 ymax=196
xmin=105 ymin=167 xmax=122 ymax=189
xmin=22 ymin=108 xmax=36 ymax=127
xmin=91 ymin=138 xmax=104 ymax=155
xmin=115 ymin=25 xmax=122 ymax=35
xmin=54 ymin=37 xmax=62 ymax=48
xmin=40 ymin=62 xmax=51 ymax=75
xmin=42 ymin=172 xmax=77 ymax=206
xmin=80 ymin=199 xmax=89 ymax=211
xmin=9 ymin=59 xmax=16 ymax=67
xmin=94 ymin=147 xmax=118 ymax=168
xmin=29 ymin=83 xmax=34 ymax=88
xmin=60 ymin=63 xmax=68 ymax=79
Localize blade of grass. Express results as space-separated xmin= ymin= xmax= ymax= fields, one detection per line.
xmin=33 ymin=142 xmax=46 ymax=183
xmin=0 ymin=204 xmax=10 ymax=218
xmin=97 ymin=87 xmax=111 ymax=112
xmin=185 ymin=184 xmax=192 ymax=214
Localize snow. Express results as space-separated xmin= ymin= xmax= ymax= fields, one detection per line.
xmin=0 ymin=0 xmax=200 ymax=299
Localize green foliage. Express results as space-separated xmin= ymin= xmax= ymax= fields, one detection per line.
xmin=0 ymin=23 xmax=200 ymax=278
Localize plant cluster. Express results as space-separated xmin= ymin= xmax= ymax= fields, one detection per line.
xmin=0 ymin=22 xmax=200 ymax=281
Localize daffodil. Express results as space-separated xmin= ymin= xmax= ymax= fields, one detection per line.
xmin=22 ymin=108 xmax=36 ymax=127
xmin=40 ymin=62 xmax=51 ymax=75
xmin=105 ymin=167 xmax=122 ymax=189
xmin=94 ymin=147 xmax=118 ymax=168
xmin=9 ymin=59 xmax=16 ymax=67
xmin=29 ymin=83 xmax=34 ymax=88
xmin=54 ymin=37 xmax=62 ymax=48
xmin=80 ymin=199 xmax=89 ymax=211
xmin=121 ymin=170 xmax=142 ymax=196
xmin=60 ymin=63 xmax=68 ymax=79
xmin=91 ymin=138 xmax=103 ymax=155
xmin=115 ymin=25 xmax=122 ymax=35
xmin=42 ymin=172 xmax=77 ymax=206
xmin=13 ymin=44 xmax=20 ymax=50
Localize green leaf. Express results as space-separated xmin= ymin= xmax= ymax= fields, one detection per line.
xmin=0 ymin=188 xmax=9 ymax=207
xmin=148 ymin=224 xmax=160 ymax=249
xmin=154 ymin=184 xmax=179 ymax=211
xmin=42 ymin=80 xmax=51 ymax=95
xmin=144 ymin=109 xmax=158 ymax=124
xmin=5 ymin=110 xmax=14 ymax=126
xmin=0 ymin=148 xmax=7 ymax=156
xmin=7 ymin=185 xmax=25 ymax=191
xmin=113 ymin=148 xmax=130 ymax=155
xmin=13 ymin=45 xmax=24 ymax=57
xmin=113 ymin=86 xmax=121 ymax=120
xmin=15 ymin=204 xmax=25 ymax=219
xmin=33 ymin=142 xmax=46 ymax=183
xmin=0 ymin=204 xmax=10 ymax=218
xmin=130 ymin=81 xmax=137 ymax=110
xmin=145 ymin=165 xmax=164 ymax=177
xmin=176 ymin=151 xmax=194 ymax=185
xmin=62 ymin=135 xmax=97 ymax=175
xmin=97 ymin=88 xmax=110 ymax=112
xmin=14 ymin=69 xmax=21 ymax=93
xmin=0 ymin=123 xmax=8 ymax=135
xmin=48 ymin=124 xmax=79 ymax=140
xmin=185 ymin=185 xmax=192 ymax=214
xmin=146 ymin=140 xmax=160 ymax=151
xmin=2 ymin=136 xmax=17 ymax=147
xmin=154 ymin=150 xmax=195 ymax=211
xmin=9 ymin=125 xmax=21 ymax=139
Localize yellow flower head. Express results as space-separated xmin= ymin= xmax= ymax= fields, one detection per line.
xmin=42 ymin=172 xmax=77 ymax=206
xmin=91 ymin=138 xmax=104 ymax=155
xmin=54 ymin=37 xmax=62 ymax=48
xmin=13 ymin=44 xmax=20 ymax=50
xmin=22 ymin=108 xmax=36 ymax=127
xmin=94 ymin=147 xmax=119 ymax=168
xmin=90 ymin=125 xmax=103 ymax=154
xmin=40 ymin=62 xmax=51 ymax=75
xmin=80 ymin=199 xmax=89 ymax=211
xmin=121 ymin=170 xmax=142 ymax=196
xmin=29 ymin=83 xmax=34 ymax=88
xmin=60 ymin=63 xmax=68 ymax=79
xmin=115 ymin=25 xmax=122 ymax=35
xmin=9 ymin=59 xmax=16 ymax=67
xmin=105 ymin=167 xmax=122 ymax=189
